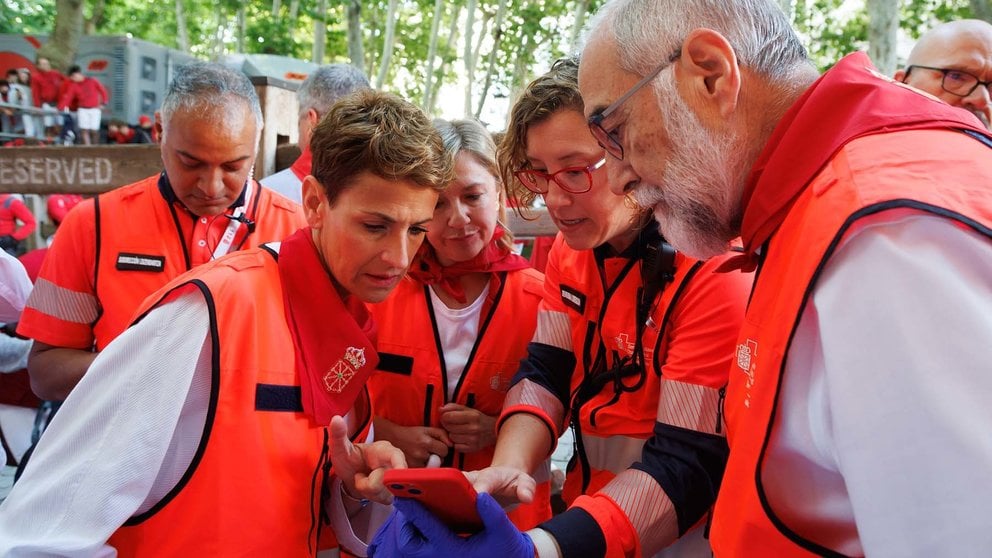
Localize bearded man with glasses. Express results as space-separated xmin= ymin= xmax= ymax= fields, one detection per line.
xmin=573 ymin=1 xmax=992 ymax=557
xmin=895 ymin=19 xmax=992 ymax=129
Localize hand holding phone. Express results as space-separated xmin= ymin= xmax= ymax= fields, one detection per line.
xmin=383 ymin=467 xmax=483 ymax=534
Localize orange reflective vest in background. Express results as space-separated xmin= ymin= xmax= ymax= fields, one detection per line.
xmin=712 ymin=129 xmax=992 ymax=556
xmin=109 ymin=248 xmax=371 ymax=556
xmin=368 ymin=268 xmax=552 ymax=529
xmin=18 ymin=175 xmax=305 ymax=352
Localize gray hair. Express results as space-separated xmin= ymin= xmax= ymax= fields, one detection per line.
xmin=160 ymin=61 xmax=263 ymax=137
xmin=587 ymin=0 xmax=810 ymax=81
xmin=298 ymin=64 xmax=371 ymax=117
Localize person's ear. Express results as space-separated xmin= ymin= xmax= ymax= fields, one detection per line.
xmin=301 ymin=175 xmax=327 ymax=229
xmin=153 ymin=111 xmax=164 ymax=138
xmin=676 ymin=28 xmax=742 ymax=118
xmin=307 ymin=108 xmax=320 ymax=129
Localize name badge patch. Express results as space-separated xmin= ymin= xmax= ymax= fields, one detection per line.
xmin=116 ymin=253 xmax=166 ymax=272
xmin=560 ymin=284 xmax=586 ymax=314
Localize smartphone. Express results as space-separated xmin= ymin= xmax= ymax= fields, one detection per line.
xmin=383 ymin=467 xmax=483 ymax=534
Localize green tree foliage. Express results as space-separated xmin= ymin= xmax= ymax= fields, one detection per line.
xmin=791 ymin=0 xmax=972 ymax=71
xmin=0 ymin=0 xmax=56 ymax=33
xmin=2 ymin=0 xmax=980 ymax=114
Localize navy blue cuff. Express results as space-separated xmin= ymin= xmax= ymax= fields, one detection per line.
xmin=539 ymin=507 xmax=606 ymax=558
xmin=510 ymin=342 xmax=575 ymax=409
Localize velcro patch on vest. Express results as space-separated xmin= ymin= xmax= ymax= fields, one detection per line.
xmin=255 ymin=384 xmax=303 ymax=412
xmin=115 ymin=252 xmax=165 ymax=272
xmin=377 ymin=352 xmax=414 ymax=375
xmin=560 ymin=284 xmax=586 ymax=314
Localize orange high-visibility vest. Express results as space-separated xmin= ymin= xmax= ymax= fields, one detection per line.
xmin=109 ymin=248 xmax=371 ymax=556
xmin=368 ymin=268 xmax=552 ymax=529
xmin=712 ymin=130 xmax=992 ymax=556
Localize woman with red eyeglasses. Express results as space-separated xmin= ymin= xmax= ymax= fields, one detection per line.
xmin=370 ymin=58 xmax=754 ymax=558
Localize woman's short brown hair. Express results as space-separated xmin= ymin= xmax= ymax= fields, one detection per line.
xmin=497 ymin=57 xmax=584 ymax=214
xmin=310 ymin=89 xmax=454 ymax=205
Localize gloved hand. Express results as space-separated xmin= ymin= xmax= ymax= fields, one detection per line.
xmin=368 ymin=492 xmax=535 ymax=558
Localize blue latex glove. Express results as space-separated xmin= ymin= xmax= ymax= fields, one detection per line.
xmin=368 ymin=492 xmax=535 ymax=558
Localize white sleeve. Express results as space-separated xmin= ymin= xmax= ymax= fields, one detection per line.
xmin=0 ymin=292 xmax=211 ymax=557
xmin=0 ymin=249 xmax=32 ymax=323
xmin=812 ymin=214 xmax=992 ymax=556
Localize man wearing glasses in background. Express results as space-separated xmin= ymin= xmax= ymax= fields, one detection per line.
xmin=896 ymin=19 xmax=992 ymax=129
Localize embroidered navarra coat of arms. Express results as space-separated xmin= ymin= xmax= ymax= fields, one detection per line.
xmin=324 ymin=346 xmax=366 ymax=393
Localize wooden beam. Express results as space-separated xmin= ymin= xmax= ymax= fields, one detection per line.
xmin=0 ymin=145 xmax=162 ymax=195
xmin=507 ymin=207 xmax=557 ymax=238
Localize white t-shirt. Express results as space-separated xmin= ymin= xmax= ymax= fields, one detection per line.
xmin=428 ymin=282 xmax=489 ymax=399
xmin=260 ymin=168 xmax=303 ymax=204
xmin=0 ymin=249 xmax=31 ymax=323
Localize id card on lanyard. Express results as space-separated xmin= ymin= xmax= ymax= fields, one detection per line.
xmin=212 ymin=179 xmax=254 ymax=260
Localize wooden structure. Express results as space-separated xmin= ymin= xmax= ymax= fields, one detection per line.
xmin=0 ymin=144 xmax=161 ymax=195
xmin=0 ymin=142 xmax=558 ymax=238
xmin=251 ymin=76 xmax=301 ymax=179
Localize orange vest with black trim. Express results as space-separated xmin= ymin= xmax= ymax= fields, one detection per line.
xmin=92 ymin=175 xmax=305 ymax=350
xmin=367 ymin=268 xmax=552 ymax=529
xmin=712 ymin=130 xmax=992 ymax=557
xmin=551 ymin=240 xmax=712 ymax=504
xmin=108 ymin=247 xmax=371 ymax=557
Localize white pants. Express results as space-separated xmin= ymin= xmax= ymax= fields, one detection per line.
xmin=77 ymin=107 xmax=102 ymax=131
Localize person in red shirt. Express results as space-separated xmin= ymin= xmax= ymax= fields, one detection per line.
xmin=58 ymin=65 xmax=109 ymax=145
xmin=45 ymin=193 xmax=82 ymax=227
xmin=0 ymin=194 xmax=36 ymax=256
xmin=106 ymin=119 xmax=135 ymax=144
xmin=137 ymin=114 xmax=158 ymax=143
xmin=29 ymin=57 xmax=64 ymax=140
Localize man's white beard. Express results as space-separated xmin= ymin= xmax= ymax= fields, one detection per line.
xmin=630 ymin=74 xmax=750 ymax=260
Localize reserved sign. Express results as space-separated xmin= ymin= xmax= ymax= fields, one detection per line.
xmin=0 ymin=145 xmax=162 ymax=194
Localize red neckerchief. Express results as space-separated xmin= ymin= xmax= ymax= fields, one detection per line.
xmin=730 ymin=52 xmax=989 ymax=271
xmin=289 ymin=146 xmax=313 ymax=182
xmin=278 ymin=228 xmax=379 ymax=425
xmin=406 ymin=226 xmax=531 ymax=303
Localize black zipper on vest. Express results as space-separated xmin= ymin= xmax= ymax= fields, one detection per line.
xmin=308 ymin=427 xmax=330 ymax=555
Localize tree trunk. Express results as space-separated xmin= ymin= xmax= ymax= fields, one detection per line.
xmin=272 ymin=0 xmax=282 ymax=19
xmin=289 ymin=0 xmax=300 ymax=21
xmin=175 ymin=0 xmax=190 ymax=52
xmin=236 ymin=4 xmax=247 ymax=53
xmin=475 ymin=0 xmax=508 ymax=120
xmin=84 ymin=0 xmax=107 ymax=35
xmin=347 ymin=0 xmax=364 ymax=70
xmin=568 ymin=0 xmax=590 ymax=51
xmin=422 ymin=0 xmax=444 ymax=111
xmin=971 ymin=0 xmax=992 ymax=22
xmin=867 ymin=0 xmax=899 ymax=75
xmin=313 ymin=0 xmax=328 ymax=64
xmin=508 ymin=33 xmax=531 ymax=112
xmin=212 ymin=3 xmax=227 ymax=59
xmin=375 ymin=0 xmax=400 ymax=88
xmin=463 ymin=0 xmax=478 ymax=117
xmin=39 ymin=0 xmax=84 ymax=71
xmin=427 ymin=3 xmax=462 ymax=114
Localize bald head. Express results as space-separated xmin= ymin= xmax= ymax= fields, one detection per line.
xmin=896 ymin=19 xmax=992 ymax=128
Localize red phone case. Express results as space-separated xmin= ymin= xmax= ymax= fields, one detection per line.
xmin=383 ymin=467 xmax=483 ymax=534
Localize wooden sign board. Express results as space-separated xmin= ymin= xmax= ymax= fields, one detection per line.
xmin=0 ymin=145 xmax=162 ymax=195
xmin=507 ymin=208 xmax=557 ymax=238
